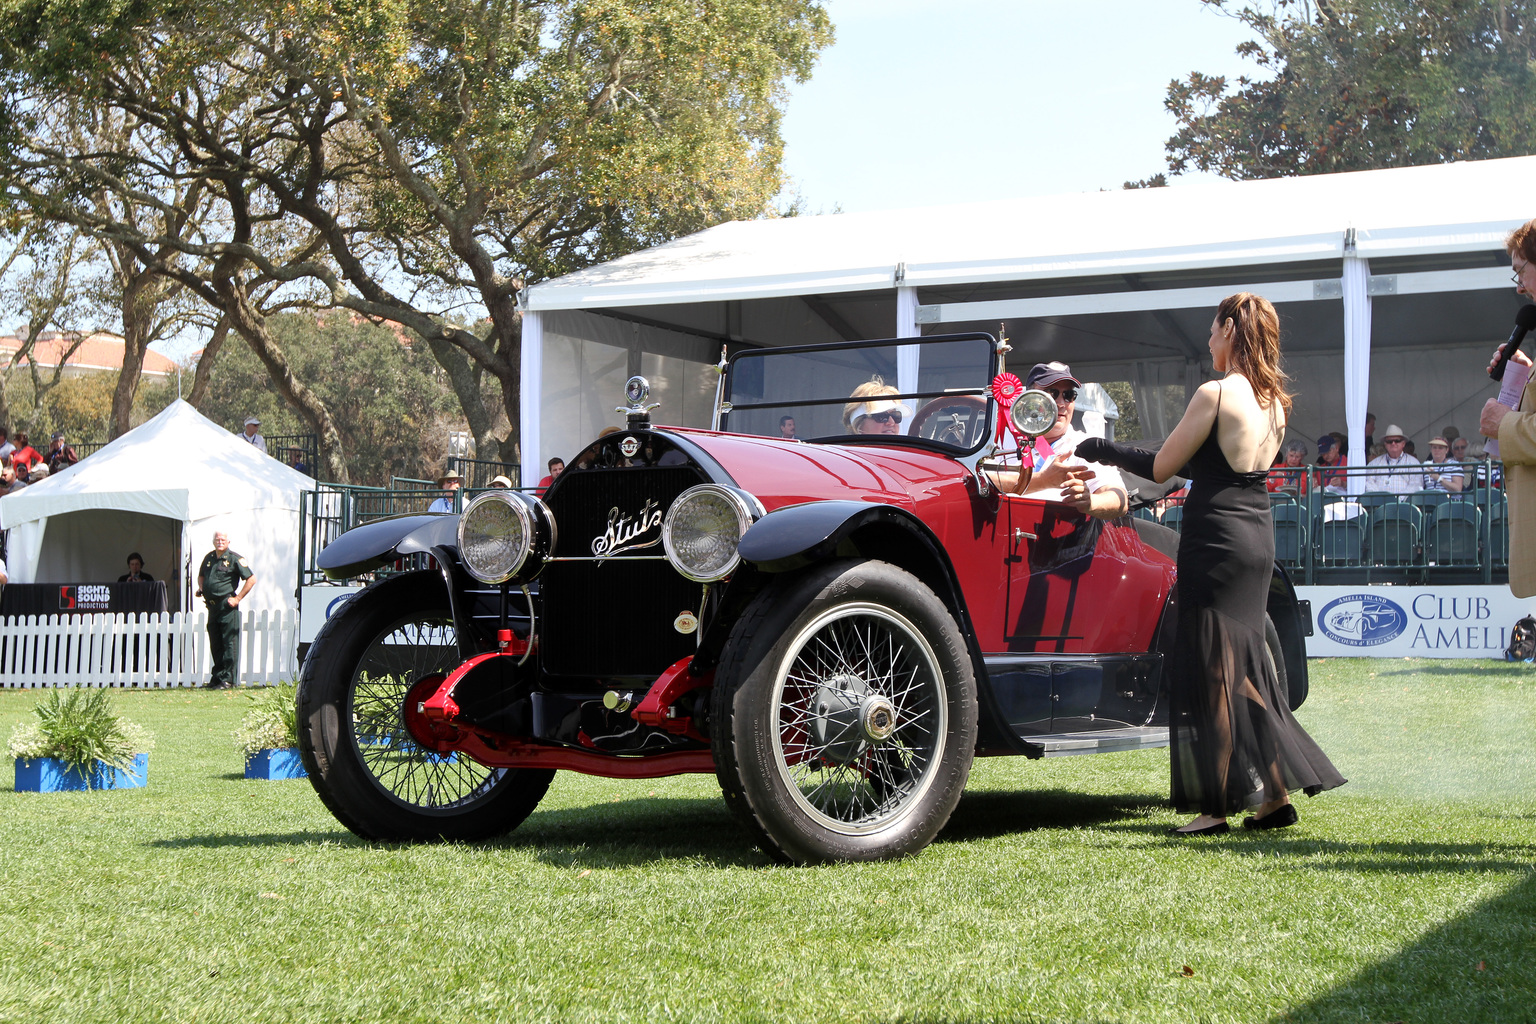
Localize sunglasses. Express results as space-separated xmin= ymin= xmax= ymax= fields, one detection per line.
xmin=1044 ymin=387 xmax=1079 ymax=403
xmin=867 ymin=412 xmax=902 ymax=424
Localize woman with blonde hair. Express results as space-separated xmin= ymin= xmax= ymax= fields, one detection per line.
xmin=842 ymin=377 xmax=909 ymax=435
xmin=1079 ymin=293 xmax=1345 ymax=834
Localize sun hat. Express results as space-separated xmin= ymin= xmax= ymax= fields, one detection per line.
xmin=244 ymin=416 xmax=261 ymax=426
xmin=489 ymin=475 xmax=513 ymax=488
xmin=1428 ymin=436 xmax=1449 ymax=447
xmin=437 ymin=469 xmax=464 ymax=486
xmin=1381 ymin=424 xmax=1408 ymax=441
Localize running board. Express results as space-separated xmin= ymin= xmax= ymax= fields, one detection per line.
xmin=1029 ymin=727 xmax=1170 ymax=757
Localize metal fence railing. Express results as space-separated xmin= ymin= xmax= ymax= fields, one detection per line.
xmin=445 ymin=456 xmax=521 ymax=489
xmin=1133 ymin=460 xmax=1508 ymax=585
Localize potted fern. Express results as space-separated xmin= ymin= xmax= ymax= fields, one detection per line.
xmin=234 ymin=683 xmax=307 ymax=780
xmin=8 ymin=689 xmax=155 ymax=792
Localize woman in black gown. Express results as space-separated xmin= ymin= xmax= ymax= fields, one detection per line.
xmin=1079 ymin=293 xmax=1345 ymax=835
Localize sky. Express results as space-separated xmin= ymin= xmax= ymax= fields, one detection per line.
xmin=777 ymin=0 xmax=1264 ymax=213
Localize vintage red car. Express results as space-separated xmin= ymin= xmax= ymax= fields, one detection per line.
xmin=298 ymin=332 xmax=1310 ymax=863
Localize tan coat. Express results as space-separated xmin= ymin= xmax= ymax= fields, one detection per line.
xmin=1498 ymin=375 xmax=1536 ymax=597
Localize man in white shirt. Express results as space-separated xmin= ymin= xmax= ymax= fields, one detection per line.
xmin=241 ymin=416 xmax=267 ymax=454
xmin=428 ymin=469 xmax=463 ymax=513
xmin=1363 ymin=424 xmax=1422 ymax=495
xmin=1004 ymin=362 xmax=1128 ymax=520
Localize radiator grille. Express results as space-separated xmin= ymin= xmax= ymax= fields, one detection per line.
xmin=540 ymin=465 xmax=705 ymax=678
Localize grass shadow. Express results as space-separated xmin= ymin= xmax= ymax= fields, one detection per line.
xmin=1268 ymin=870 xmax=1536 ymax=1023
xmin=938 ymin=788 xmax=1166 ymax=843
xmin=502 ymin=795 xmax=769 ymax=869
xmin=1172 ymin=834 xmax=1534 ymax=875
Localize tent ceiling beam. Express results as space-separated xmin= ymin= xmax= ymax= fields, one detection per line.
xmin=915 ymin=265 xmax=1511 ymax=325
xmin=1123 ymin=273 xmax=1204 ymax=362
xmin=800 ymin=294 xmax=860 ymax=342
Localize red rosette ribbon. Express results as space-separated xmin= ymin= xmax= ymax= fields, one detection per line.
xmin=991 ymin=372 xmax=1024 ymax=447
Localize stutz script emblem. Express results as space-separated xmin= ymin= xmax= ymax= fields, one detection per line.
xmin=592 ymin=499 xmax=663 ymax=559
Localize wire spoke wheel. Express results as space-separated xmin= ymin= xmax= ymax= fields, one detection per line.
xmin=773 ymin=604 xmax=945 ymax=834
xmin=298 ymin=571 xmax=552 ymax=842
xmin=713 ymin=559 xmax=976 ymax=864
xmin=348 ymin=616 xmax=506 ymax=812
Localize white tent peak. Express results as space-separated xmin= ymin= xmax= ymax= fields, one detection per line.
xmin=1 ymin=399 xmax=314 ymax=529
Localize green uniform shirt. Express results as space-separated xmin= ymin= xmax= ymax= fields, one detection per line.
xmin=200 ymin=549 xmax=253 ymax=600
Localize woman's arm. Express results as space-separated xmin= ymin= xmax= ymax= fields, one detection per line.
xmin=1150 ymin=381 xmax=1221 ymax=484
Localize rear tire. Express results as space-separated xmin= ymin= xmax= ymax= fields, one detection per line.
xmin=711 ymin=560 xmax=977 ymax=864
xmin=297 ymin=571 xmax=552 ymax=841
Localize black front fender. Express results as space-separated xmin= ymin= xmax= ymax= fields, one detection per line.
xmin=317 ymin=514 xmax=460 ymax=580
xmin=738 ymin=500 xmax=926 ymax=573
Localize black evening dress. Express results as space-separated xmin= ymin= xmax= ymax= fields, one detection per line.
xmin=1172 ymin=393 xmax=1346 ymax=816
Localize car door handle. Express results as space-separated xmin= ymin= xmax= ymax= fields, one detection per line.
xmin=1013 ymin=528 xmax=1036 ymax=543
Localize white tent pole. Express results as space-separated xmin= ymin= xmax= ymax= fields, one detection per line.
xmin=520 ymin=309 xmax=544 ymax=489
xmin=895 ymin=283 xmax=919 ymax=435
xmin=1342 ymin=229 xmax=1371 ymax=494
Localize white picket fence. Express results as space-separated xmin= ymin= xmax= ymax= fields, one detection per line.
xmin=0 ymin=609 xmax=300 ymax=688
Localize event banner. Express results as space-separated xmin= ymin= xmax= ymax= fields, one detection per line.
xmin=299 ymin=585 xmax=365 ymax=644
xmin=1295 ymin=585 xmax=1535 ymax=659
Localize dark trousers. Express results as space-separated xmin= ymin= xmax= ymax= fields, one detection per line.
xmin=206 ymin=601 xmax=242 ymax=685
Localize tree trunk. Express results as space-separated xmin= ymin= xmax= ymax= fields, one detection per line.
xmin=215 ymin=278 xmax=351 ymax=484
xmin=188 ymin=315 xmax=230 ymax=408
xmin=110 ymin=267 xmax=155 ymax=438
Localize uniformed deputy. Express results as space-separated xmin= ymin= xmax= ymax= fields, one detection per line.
xmin=197 ymin=531 xmax=256 ymax=689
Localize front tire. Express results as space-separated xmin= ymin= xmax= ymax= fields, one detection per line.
xmin=712 ymin=560 xmax=977 ymax=864
xmin=297 ymin=571 xmax=553 ymax=841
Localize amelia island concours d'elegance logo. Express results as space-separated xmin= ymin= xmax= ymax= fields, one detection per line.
xmin=1318 ymin=593 xmax=1409 ymax=647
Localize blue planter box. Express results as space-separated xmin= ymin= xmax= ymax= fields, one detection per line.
xmin=244 ymin=748 xmax=308 ymax=780
xmin=14 ymin=754 xmax=149 ymax=792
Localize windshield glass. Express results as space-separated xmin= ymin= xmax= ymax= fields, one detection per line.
xmin=722 ymin=333 xmax=997 ymax=453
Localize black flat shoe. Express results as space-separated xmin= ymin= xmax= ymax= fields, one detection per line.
xmin=1169 ymin=821 xmax=1229 ymax=836
xmin=1243 ymin=804 xmax=1298 ymax=831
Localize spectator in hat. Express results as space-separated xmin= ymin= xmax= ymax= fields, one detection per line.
xmin=1363 ymin=424 xmax=1421 ymax=495
xmin=8 ymin=432 xmax=41 ymax=473
xmin=842 ymin=377 xmax=910 ymax=435
xmin=994 ymin=362 xmax=1127 ymax=519
xmin=1314 ymin=433 xmax=1348 ymax=492
xmin=1421 ymin=437 xmax=1464 ymax=493
xmin=45 ymin=432 xmax=77 ymax=475
xmin=241 ymin=416 xmax=267 ymax=454
xmin=24 ymin=462 xmax=50 ymax=485
xmin=429 ymin=468 xmax=463 ymax=513
xmin=489 ymin=475 xmax=512 ymax=489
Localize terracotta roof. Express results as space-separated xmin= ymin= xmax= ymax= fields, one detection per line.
xmin=0 ymin=332 xmax=178 ymax=377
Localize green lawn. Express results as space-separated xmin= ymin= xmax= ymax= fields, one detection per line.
xmin=1 ymin=660 xmax=1533 ymax=1024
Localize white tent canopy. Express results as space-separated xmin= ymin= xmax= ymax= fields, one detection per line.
xmin=519 ymin=156 xmax=1536 ymax=488
xmin=0 ymin=401 xmax=317 ymax=613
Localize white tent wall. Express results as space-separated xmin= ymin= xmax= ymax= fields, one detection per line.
xmin=33 ymin=510 xmax=180 ymax=606
xmin=186 ymin=509 xmax=303 ymax=614
xmin=537 ymin=310 xmax=719 ymax=474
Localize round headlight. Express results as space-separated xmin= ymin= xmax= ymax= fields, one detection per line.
xmin=457 ymin=491 xmax=551 ymax=584
xmin=662 ymin=485 xmax=756 ymax=582
xmin=1011 ymin=388 xmax=1059 ymax=438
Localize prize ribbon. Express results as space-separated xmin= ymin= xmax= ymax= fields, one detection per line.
xmin=990 ymin=372 xmax=1024 ymax=448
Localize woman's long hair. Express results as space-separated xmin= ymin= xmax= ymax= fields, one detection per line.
xmin=1216 ymin=292 xmax=1293 ymax=415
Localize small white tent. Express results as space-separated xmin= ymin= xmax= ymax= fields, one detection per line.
xmin=0 ymin=401 xmax=316 ymax=613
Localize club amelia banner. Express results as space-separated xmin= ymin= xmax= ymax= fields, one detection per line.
xmin=1295 ymin=585 xmax=1536 ymax=659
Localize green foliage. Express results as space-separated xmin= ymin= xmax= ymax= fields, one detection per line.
xmin=5 ymin=688 xmax=154 ymax=782
xmin=1162 ymin=0 xmax=1536 ymax=179
xmin=198 ymin=315 xmax=461 ymax=486
xmin=231 ymin=682 xmax=299 ymax=757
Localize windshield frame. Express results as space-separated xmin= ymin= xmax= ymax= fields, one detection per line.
xmin=720 ymin=332 xmax=1000 ymax=455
